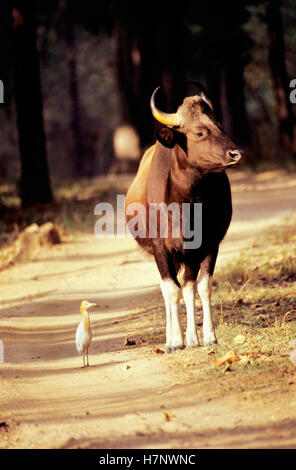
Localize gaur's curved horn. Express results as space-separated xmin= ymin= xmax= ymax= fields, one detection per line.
xmin=150 ymin=87 xmax=181 ymax=127
xmin=201 ymin=91 xmax=213 ymax=111
xmin=186 ymin=80 xmax=214 ymax=111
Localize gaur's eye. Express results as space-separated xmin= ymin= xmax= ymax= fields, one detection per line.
xmin=196 ymin=132 xmax=204 ymax=138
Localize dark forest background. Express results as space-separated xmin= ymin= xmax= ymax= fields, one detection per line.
xmin=0 ymin=0 xmax=296 ymax=209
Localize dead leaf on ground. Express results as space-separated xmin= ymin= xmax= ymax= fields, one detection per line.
xmin=290 ymin=350 xmax=296 ymax=364
xmin=207 ymin=349 xmax=216 ymax=356
xmin=214 ymin=350 xmax=240 ymax=367
xmin=0 ymin=422 xmax=9 ymax=432
xmin=162 ymin=411 xmax=175 ymax=422
xmin=239 ymin=355 xmax=252 ymax=365
xmin=233 ymin=334 xmax=246 ymax=345
xmin=154 ymin=348 xmax=165 ymax=355
xmin=223 ymin=364 xmax=232 ymax=373
xmin=123 ymin=337 xmax=136 ymax=346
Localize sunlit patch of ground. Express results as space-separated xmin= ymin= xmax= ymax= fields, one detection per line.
xmin=1 ymin=168 xmax=296 ymax=448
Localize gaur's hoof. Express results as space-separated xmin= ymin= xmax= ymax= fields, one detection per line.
xmin=187 ymin=343 xmax=201 ymax=349
xmin=204 ymin=339 xmax=218 ymax=347
xmin=170 ymin=345 xmax=185 ymax=353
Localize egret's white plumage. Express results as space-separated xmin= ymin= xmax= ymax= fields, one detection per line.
xmin=75 ymin=300 xmax=96 ymax=367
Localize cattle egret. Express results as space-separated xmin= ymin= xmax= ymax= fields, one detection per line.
xmin=76 ymin=300 xmax=96 ymax=367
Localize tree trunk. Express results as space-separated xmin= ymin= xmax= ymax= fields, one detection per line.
xmin=224 ymin=61 xmax=251 ymax=148
xmin=57 ymin=0 xmax=85 ymax=176
xmin=115 ymin=14 xmax=138 ymax=126
xmin=12 ymin=3 xmax=53 ymax=208
xmin=266 ymin=0 xmax=296 ymax=156
xmin=65 ymin=21 xmax=84 ymax=176
xmin=114 ymin=2 xmax=188 ymax=155
xmin=206 ymin=66 xmax=223 ymax=124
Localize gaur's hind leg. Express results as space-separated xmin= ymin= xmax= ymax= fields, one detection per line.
xmin=198 ymin=249 xmax=218 ymax=347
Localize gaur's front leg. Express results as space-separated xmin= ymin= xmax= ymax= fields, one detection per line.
xmin=198 ymin=250 xmax=218 ymax=347
xmin=153 ymin=241 xmax=184 ymax=353
xmin=183 ymin=263 xmax=200 ymax=348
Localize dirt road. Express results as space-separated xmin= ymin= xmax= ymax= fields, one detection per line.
xmin=1 ymin=169 xmax=296 ymax=449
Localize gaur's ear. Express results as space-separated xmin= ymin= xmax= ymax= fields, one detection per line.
xmin=156 ymin=127 xmax=176 ymax=148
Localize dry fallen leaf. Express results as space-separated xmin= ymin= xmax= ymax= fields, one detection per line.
xmin=233 ymin=334 xmax=246 ymax=345
xmin=207 ymin=349 xmax=216 ymax=356
xmin=0 ymin=422 xmax=9 ymax=432
xmin=239 ymin=355 xmax=252 ymax=365
xmin=290 ymin=350 xmax=296 ymax=364
xmin=214 ymin=350 xmax=240 ymax=367
xmin=154 ymin=348 xmax=165 ymax=355
xmin=223 ymin=364 xmax=232 ymax=373
xmin=162 ymin=411 xmax=175 ymax=422
xmin=123 ymin=337 xmax=136 ymax=346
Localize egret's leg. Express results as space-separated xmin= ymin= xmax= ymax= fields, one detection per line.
xmin=86 ymin=349 xmax=89 ymax=367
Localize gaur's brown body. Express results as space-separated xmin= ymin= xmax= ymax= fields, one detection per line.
xmin=125 ymin=84 xmax=242 ymax=352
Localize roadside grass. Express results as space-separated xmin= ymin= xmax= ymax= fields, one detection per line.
xmin=52 ymin=174 xmax=129 ymax=234
xmin=130 ymin=211 xmax=296 ymax=390
xmin=160 ymin=212 xmax=296 ymax=384
xmin=0 ymin=175 xmax=132 ymax=268
xmin=0 ymin=175 xmax=132 ymax=246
